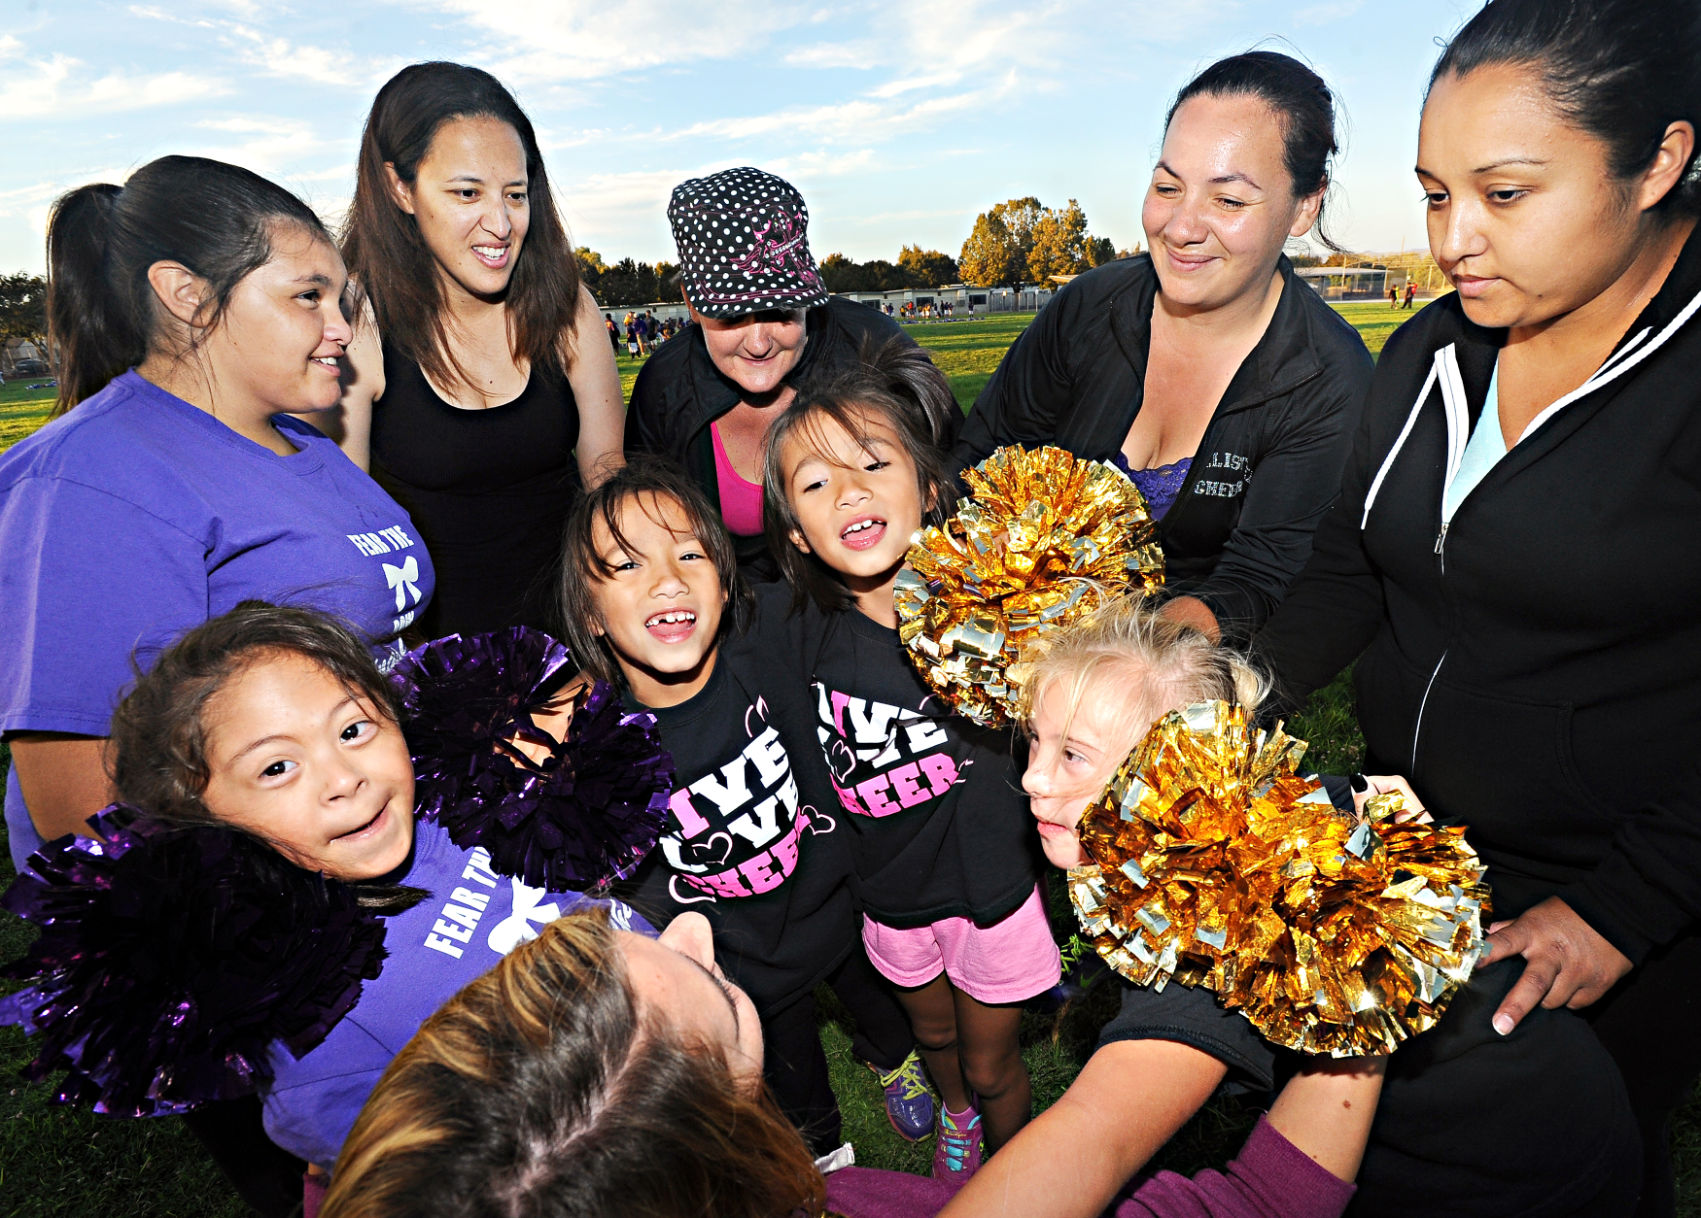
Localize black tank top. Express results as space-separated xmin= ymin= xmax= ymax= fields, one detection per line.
xmin=370 ymin=347 xmax=579 ymax=638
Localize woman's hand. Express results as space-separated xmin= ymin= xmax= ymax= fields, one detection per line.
xmin=1351 ymin=774 xmax=1429 ymax=823
xmin=1478 ymin=897 xmax=1633 ymax=1035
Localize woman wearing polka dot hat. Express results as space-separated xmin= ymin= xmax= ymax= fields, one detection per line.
xmin=627 ymin=167 xmax=959 ymax=579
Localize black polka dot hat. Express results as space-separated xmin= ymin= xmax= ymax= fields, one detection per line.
xmin=667 ymin=167 xmax=829 ymax=318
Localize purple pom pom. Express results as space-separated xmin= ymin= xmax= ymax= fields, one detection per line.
xmin=393 ymin=629 xmax=673 ymax=889
xmin=0 ymin=809 xmax=386 ymax=1116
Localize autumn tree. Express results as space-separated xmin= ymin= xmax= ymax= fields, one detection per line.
xmin=1026 ymin=199 xmax=1091 ymax=281
xmin=959 ymin=212 xmax=1023 ymax=287
xmin=898 ymin=245 xmax=960 ymax=287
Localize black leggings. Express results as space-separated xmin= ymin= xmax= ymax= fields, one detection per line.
xmin=761 ymin=948 xmax=914 ymax=1154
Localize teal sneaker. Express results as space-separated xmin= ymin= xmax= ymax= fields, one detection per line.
xmin=932 ymin=1102 xmax=984 ymax=1181
xmin=870 ymin=1049 xmax=936 ymax=1142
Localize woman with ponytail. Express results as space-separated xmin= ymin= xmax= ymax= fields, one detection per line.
xmin=0 ymin=155 xmax=434 ymax=870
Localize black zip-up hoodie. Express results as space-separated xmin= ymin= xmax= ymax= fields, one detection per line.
xmin=1257 ymin=226 xmax=1701 ymax=965
xmin=953 ymin=254 xmax=1373 ymax=642
xmin=625 ymin=298 xmax=937 ymax=576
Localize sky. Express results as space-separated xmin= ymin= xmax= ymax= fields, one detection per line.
xmin=0 ymin=0 xmax=1486 ymax=278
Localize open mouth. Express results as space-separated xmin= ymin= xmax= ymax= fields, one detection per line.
xmin=839 ymin=517 xmax=887 ymax=551
xmin=333 ymin=804 xmax=388 ymax=843
xmin=310 ymin=356 xmax=341 ymax=371
xmin=645 ymin=609 xmax=697 ymax=643
xmin=472 ymin=244 xmax=511 ymax=269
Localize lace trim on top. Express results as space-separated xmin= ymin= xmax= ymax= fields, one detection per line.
xmin=1112 ymin=452 xmax=1192 ymax=521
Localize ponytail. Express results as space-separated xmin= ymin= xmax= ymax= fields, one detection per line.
xmin=44 ymin=156 xmax=330 ymax=415
xmin=46 ymin=184 xmax=138 ymax=414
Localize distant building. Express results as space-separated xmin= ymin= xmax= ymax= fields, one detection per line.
xmin=834 ymin=282 xmax=1055 ymax=315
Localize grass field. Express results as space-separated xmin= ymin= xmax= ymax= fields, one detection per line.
xmin=4 ymin=299 xmax=1700 ymax=1215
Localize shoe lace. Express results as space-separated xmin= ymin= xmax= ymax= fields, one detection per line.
xmin=879 ymin=1054 xmax=931 ymax=1101
xmin=938 ymin=1110 xmax=981 ymax=1170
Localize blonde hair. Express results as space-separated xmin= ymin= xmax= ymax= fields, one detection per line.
xmin=321 ymin=908 xmax=824 ymax=1218
xmin=1019 ymin=594 xmax=1270 ymax=758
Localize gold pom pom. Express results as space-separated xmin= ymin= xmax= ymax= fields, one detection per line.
xmin=1069 ymin=701 xmax=1490 ymax=1056
xmin=895 ymin=445 xmax=1164 ymax=726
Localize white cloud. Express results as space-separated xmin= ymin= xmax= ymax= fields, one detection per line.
xmin=400 ymin=0 xmax=813 ymax=83
xmin=220 ymin=24 xmax=404 ymax=90
xmin=0 ymin=54 xmax=229 ymax=122
xmin=782 ymin=40 xmax=878 ymax=70
xmin=0 ymin=34 xmax=25 ymax=60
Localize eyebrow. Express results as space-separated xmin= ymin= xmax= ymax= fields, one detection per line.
xmin=688 ymin=956 xmax=741 ymax=1036
xmin=1155 ymin=161 xmax=1263 ymax=190
xmin=226 ymin=695 xmax=357 ymax=764
xmin=1415 ymin=157 xmax=1550 ymax=177
xmin=446 ymin=174 xmax=527 ymax=187
xmin=289 ymin=273 xmax=337 ymax=288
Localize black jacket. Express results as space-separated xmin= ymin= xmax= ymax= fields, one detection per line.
xmin=1257 ymin=228 xmax=1701 ymax=965
xmin=954 ymin=255 xmax=1373 ymax=641
xmin=626 ymin=298 xmax=928 ymax=576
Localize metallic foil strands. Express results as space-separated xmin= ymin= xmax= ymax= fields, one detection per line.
xmin=1069 ymin=701 xmax=1490 ymax=1057
xmin=895 ymin=445 xmax=1165 ymax=726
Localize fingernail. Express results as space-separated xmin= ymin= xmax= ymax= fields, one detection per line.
xmin=1492 ymin=1014 xmax=1514 ymax=1036
xmin=1349 ymin=773 xmax=1369 ymax=793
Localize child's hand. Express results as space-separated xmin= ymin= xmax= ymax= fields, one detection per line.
xmin=509 ymin=680 xmax=589 ymax=764
xmin=1349 ymin=774 xmax=1429 ymax=824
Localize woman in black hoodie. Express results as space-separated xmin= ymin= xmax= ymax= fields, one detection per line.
xmin=1258 ymin=1 xmax=1701 ymax=1213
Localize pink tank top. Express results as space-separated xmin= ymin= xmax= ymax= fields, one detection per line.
xmin=711 ymin=422 xmax=766 ymax=537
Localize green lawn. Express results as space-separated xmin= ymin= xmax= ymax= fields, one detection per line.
xmin=6 ymin=298 xmax=1701 ymax=1215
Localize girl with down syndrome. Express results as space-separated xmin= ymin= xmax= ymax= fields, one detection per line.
xmin=0 ymin=601 xmax=673 ymax=1204
xmin=320 ymin=904 xmax=1408 ymax=1218
xmin=555 ymin=460 xmax=926 ymax=1156
xmin=761 ymin=338 xmax=1058 ymax=1178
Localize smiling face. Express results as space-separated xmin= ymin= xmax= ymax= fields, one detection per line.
xmin=199 ymin=651 xmax=415 ymax=880
xmin=588 ymin=492 xmax=727 ymax=708
xmin=1417 ymin=63 xmax=1650 ymax=333
xmin=779 ymin=408 xmax=928 ymax=617
xmin=619 ymin=912 xmax=764 ymax=1084
xmin=692 ymin=306 xmax=808 ymax=402
xmin=193 ymin=223 xmax=352 ymax=424
xmin=389 ymin=114 xmax=531 ymax=304
xmin=1142 ymin=92 xmax=1320 ymax=312
xmin=1022 ymin=672 xmax=1154 ymax=870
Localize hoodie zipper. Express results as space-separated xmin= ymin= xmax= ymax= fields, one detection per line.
xmin=1410 ymin=649 xmax=1448 ymax=773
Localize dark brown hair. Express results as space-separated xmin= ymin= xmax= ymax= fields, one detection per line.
xmin=46 ymin=156 xmax=331 ymax=414
xmin=557 ymin=459 xmax=754 ymax=686
xmin=108 ymin=601 xmax=420 ymax=912
xmin=342 ymin=62 xmax=583 ymax=393
xmin=1430 ymin=0 xmax=1701 ymax=216
xmin=321 ymin=908 xmax=826 ymax=1218
xmin=763 ymin=336 xmax=960 ymax=613
xmin=1167 ymin=51 xmax=1344 ymax=252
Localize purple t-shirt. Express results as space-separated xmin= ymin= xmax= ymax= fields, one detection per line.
xmin=263 ymin=816 xmax=644 ymax=1169
xmin=0 ymin=371 xmax=434 ymax=867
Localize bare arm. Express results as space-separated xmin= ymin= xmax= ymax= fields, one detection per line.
xmin=1158 ymin=595 xmax=1222 ymax=643
xmin=9 ymin=734 xmax=114 ymax=844
xmin=1264 ymin=1057 xmax=1387 ymax=1183
xmin=566 ymin=286 xmax=625 ymax=489
xmin=940 ymin=1039 xmax=1226 ymax=1218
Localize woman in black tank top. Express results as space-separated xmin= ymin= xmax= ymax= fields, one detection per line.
xmin=333 ymin=62 xmax=624 ymax=637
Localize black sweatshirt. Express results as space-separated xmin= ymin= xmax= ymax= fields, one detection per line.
xmin=803 ymin=603 xmax=1042 ymax=928
xmin=953 ymin=255 xmax=1372 ymax=642
xmin=614 ymin=605 xmax=857 ymax=1011
xmin=1256 ymin=227 xmax=1701 ymax=965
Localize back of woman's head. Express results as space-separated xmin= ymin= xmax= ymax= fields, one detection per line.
xmin=46 ymin=156 xmax=328 ymax=413
xmin=1019 ymin=594 xmax=1269 ymax=755
xmin=321 ymin=909 xmax=824 ymax=1218
xmin=1431 ymin=0 xmax=1701 ymax=216
xmin=557 ymin=458 xmax=754 ymax=684
xmin=1167 ymin=50 xmax=1343 ymax=251
xmin=763 ymin=336 xmax=960 ymax=613
xmin=344 ymin=61 xmax=582 ymax=384
xmin=109 ymin=601 xmax=396 ymax=831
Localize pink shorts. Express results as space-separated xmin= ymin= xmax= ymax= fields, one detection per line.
xmin=862 ymin=885 xmax=1062 ymax=1004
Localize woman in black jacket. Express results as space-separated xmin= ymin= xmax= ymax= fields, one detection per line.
xmin=955 ymin=52 xmax=1372 ymax=644
xmin=626 ymin=167 xmax=956 ymax=580
xmin=1258 ymin=1 xmax=1701 ymax=1213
